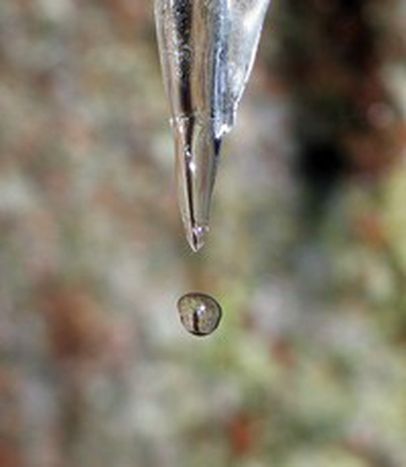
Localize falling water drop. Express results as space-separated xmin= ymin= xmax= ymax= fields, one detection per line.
xmin=177 ymin=293 xmax=222 ymax=337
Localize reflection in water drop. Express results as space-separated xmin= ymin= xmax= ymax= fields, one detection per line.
xmin=177 ymin=293 xmax=222 ymax=337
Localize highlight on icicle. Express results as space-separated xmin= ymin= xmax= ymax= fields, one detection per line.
xmin=154 ymin=0 xmax=270 ymax=251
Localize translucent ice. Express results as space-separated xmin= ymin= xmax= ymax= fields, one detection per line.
xmin=155 ymin=0 xmax=270 ymax=251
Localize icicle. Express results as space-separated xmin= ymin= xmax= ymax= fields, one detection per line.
xmin=155 ymin=0 xmax=270 ymax=251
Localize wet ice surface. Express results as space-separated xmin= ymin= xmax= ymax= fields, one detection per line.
xmin=155 ymin=0 xmax=270 ymax=251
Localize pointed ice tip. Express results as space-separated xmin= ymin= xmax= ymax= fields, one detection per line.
xmin=187 ymin=224 xmax=209 ymax=253
xmin=174 ymin=116 xmax=219 ymax=254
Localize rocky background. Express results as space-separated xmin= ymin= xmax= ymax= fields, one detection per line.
xmin=0 ymin=1 xmax=405 ymax=466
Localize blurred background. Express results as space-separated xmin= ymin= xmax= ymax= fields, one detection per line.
xmin=0 ymin=1 xmax=405 ymax=466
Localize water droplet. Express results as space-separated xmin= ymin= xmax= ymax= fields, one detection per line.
xmin=177 ymin=293 xmax=222 ymax=337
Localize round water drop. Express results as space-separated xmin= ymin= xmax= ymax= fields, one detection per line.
xmin=177 ymin=293 xmax=222 ymax=337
